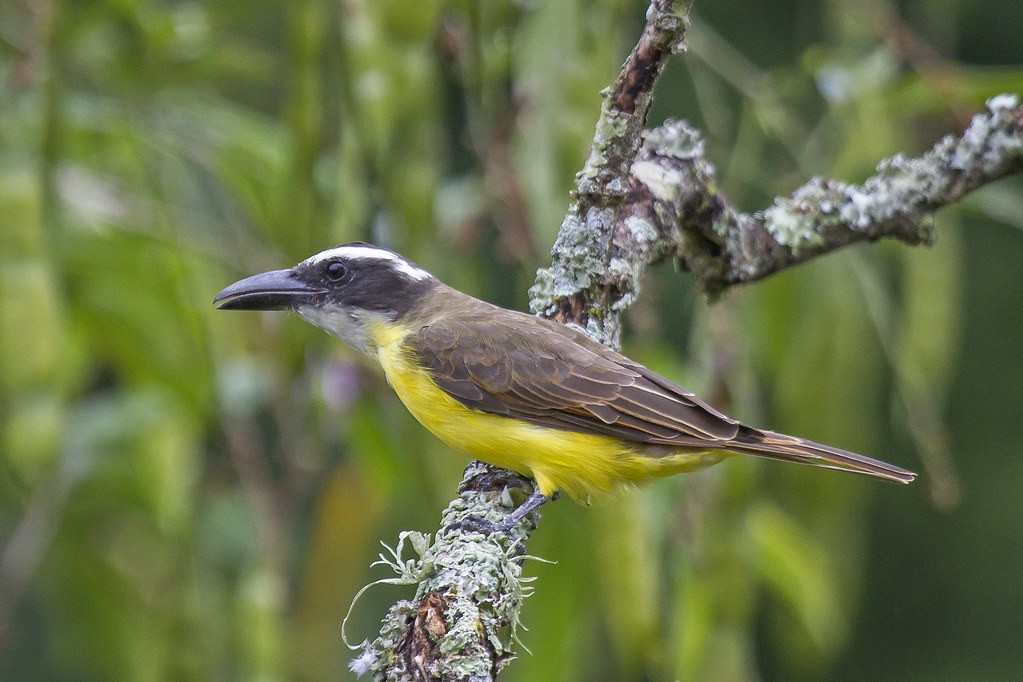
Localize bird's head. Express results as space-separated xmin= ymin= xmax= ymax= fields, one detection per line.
xmin=214 ymin=242 xmax=437 ymax=355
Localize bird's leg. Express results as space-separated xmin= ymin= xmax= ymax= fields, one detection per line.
xmin=447 ymin=478 xmax=555 ymax=536
xmin=447 ymin=462 xmax=558 ymax=535
xmin=446 ymin=470 xmax=556 ymax=539
xmin=491 ymin=490 xmax=551 ymax=533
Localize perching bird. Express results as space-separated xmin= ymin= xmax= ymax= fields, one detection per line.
xmin=215 ymin=243 xmax=916 ymax=528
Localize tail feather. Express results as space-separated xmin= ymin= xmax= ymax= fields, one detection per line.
xmin=728 ymin=429 xmax=917 ymax=484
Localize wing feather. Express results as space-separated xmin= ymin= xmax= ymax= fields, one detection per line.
xmin=408 ymin=315 xmax=740 ymax=445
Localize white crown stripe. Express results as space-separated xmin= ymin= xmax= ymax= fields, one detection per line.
xmin=306 ymin=246 xmax=431 ymax=281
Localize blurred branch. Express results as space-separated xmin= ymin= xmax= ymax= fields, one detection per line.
xmin=352 ymin=0 xmax=1023 ymax=677
xmin=0 ymin=449 xmax=80 ymax=649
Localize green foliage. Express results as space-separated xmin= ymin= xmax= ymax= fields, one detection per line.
xmin=1 ymin=0 xmax=1022 ymax=679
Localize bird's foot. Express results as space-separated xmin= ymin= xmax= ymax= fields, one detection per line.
xmin=447 ymin=490 xmax=553 ymax=536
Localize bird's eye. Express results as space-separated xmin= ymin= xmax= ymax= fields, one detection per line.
xmin=325 ymin=260 xmax=348 ymax=282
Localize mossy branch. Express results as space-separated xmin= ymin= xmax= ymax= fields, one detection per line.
xmin=347 ymin=465 xmax=540 ymax=681
xmin=647 ymin=96 xmax=1022 ymax=296
xmin=531 ymin=95 xmax=1023 ymax=313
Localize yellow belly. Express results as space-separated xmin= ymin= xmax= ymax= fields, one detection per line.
xmin=372 ymin=324 xmax=728 ymax=502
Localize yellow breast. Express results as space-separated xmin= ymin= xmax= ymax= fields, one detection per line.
xmin=370 ymin=323 xmax=726 ymax=502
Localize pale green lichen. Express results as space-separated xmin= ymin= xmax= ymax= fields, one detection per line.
xmin=632 ymin=122 xmax=706 ymax=204
xmin=351 ymin=1 xmax=727 ymax=677
xmin=529 ymin=205 xmax=614 ymax=316
xmin=579 ymin=94 xmax=632 ymax=185
xmin=623 ymin=214 xmax=659 ymax=244
xmin=951 ymin=94 xmax=1022 ymax=175
xmin=605 ymin=215 xmax=660 ymax=313
xmin=642 ymin=119 xmax=704 ymax=160
xmin=631 ymin=160 xmax=682 ymax=203
xmin=762 ymin=181 xmax=832 ymax=253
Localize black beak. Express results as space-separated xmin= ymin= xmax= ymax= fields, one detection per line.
xmin=214 ymin=269 xmax=327 ymax=310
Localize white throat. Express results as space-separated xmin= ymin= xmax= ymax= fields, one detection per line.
xmin=294 ymin=304 xmax=391 ymax=357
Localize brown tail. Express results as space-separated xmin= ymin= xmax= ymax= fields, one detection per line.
xmin=727 ymin=428 xmax=917 ymax=484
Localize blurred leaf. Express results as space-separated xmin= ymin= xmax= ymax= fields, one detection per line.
xmin=960 ymin=179 xmax=1023 ymax=232
xmin=0 ymin=261 xmax=62 ymax=394
xmin=748 ymin=502 xmax=847 ymax=657
xmin=2 ymin=394 xmax=66 ymax=483
xmin=892 ymin=223 xmax=964 ymax=506
xmin=592 ymin=494 xmax=659 ymax=675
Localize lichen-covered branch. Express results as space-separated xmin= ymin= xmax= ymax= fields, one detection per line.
xmin=531 ymin=0 xmax=694 ymax=349
xmin=649 ymin=94 xmax=1023 ymax=296
xmin=532 ymin=93 xmax=1023 ymax=310
xmin=348 ymin=465 xmax=538 ymax=681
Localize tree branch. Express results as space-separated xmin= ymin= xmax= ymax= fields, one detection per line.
xmin=531 ymin=0 xmax=694 ymax=348
xmin=348 ymin=464 xmax=538 ymax=681
xmin=640 ymin=95 xmax=1023 ymax=296
xmin=350 ymin=0 xmax=1023 ymax=676
xmin=532 ymin=94 xmax=1023 ymax=315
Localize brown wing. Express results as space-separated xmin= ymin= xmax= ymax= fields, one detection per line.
xmin=409 ymin=312 xmax=737 ymax=445
xmin=406 ymin=311 xmax=916 ymax=484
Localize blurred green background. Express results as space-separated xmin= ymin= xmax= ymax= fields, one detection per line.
xmin=2 ymin=0 xmax=1022 ymax=679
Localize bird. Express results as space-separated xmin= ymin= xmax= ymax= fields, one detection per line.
xmin=214 ymin=242 xmax=916 ymax=529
